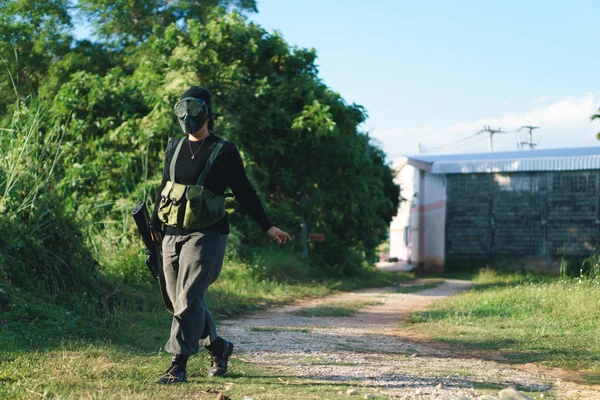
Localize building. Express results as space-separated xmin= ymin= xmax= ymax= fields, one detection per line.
xmin=389 ymin=146 xmax=600 ymax=273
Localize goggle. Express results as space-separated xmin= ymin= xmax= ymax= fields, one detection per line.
xmin=174 ymin=97 xmax=208 ymax=118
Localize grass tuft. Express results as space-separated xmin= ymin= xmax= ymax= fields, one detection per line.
xmin=249 ymin=326 xmax=311 ymax=333
xmin=292 ymin=300 xmax=382 ymax=317
xmin=396 ymin=279 xmax=445 ymax=294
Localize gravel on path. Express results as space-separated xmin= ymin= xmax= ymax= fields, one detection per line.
xmin=219 ymin=279 xmax=598 ymax=400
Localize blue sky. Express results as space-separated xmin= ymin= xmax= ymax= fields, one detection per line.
xmin=250 ymin=0 xmax=600 ymax=159
xmin=74 ymin=1 xmax=600 ymax=160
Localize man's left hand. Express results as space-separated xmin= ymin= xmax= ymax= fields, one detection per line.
xmin=267 ymin=226 xmax=292 ymax=244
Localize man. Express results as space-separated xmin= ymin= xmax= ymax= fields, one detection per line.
xmin=150 ymin=86 xmax=291 ymax=384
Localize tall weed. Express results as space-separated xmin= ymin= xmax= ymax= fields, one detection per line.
xmin=0 ymin=100 xmax=98 ymax=297
xmin=581 ymin=252 xmax=600 ymax=280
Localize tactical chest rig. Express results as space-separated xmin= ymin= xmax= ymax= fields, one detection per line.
xmin=157 ymin=138 xmax=229 ymax=229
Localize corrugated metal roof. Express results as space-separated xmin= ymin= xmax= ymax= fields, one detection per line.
xmin=398 ymin=146 xmax=600 ymax=174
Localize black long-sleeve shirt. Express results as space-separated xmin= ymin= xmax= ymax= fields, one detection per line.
xmin=151 ymin=133 xmax=273 ymax=235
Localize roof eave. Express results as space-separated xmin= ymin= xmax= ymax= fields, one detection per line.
xmin=395 ymin=156 xmax=433 ymax=172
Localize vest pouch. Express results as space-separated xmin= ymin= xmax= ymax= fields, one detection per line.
xmin=183 ymin=185 xmax=204 ymax=228
xmin=157 ymin=181 xmax=174 ymax=225
xmin=183 ymin=185 xmax=226 ymax=229
xmin=157 ymin=181 xmax=187 ymax=226
xmin=203 ymin=191 xmax=226 ymax=221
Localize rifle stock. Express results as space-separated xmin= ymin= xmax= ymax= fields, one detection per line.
xmin=132 ymin=201 xmax=160 ymax=280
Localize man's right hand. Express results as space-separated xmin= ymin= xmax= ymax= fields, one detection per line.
xmin=151 ymin=231 xmax=163 ymax=245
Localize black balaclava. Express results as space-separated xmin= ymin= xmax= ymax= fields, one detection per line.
xmin=177 ymin=86 xmax=213 ymax=134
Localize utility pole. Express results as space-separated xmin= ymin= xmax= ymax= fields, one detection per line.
xmin=520 ymin=125 xmax=539 ymax=149
xmin=300 ymin=138 xmax=310 ymax=259
xmin=300 ymin=192 xmax=308 ymax=258
xmin=477 ymin=125 xmax=508 ymax=152
xmin=417 ymin=142 xmax=422 ymax=155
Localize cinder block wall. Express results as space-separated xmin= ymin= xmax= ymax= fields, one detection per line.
xmin=445 ymin=171 xmax=600 ymax=263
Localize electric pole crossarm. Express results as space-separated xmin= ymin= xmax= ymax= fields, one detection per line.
xmin=477 ymin=125 xmax=509 ymax=152
xmin=519 ymin=125 xmax=540 ymax=149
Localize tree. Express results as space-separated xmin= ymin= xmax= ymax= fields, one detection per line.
xmin=0 ymin=0 xmax=257 ymax=116
xmin=0 ymin=0 xmax=73 ymax=115
xmin=78 ymin=0 xmax=257 ymax=48
xmin=593 ymin=109 xmax=600 ymax=139
xmin=44 ymin=10 xmax=399 ymax=273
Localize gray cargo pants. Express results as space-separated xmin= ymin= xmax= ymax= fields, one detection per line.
xmin=161 ymin=231 xmax=228 ymax=355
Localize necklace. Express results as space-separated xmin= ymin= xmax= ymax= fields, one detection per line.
xmin=188 ymin=138 xmax=206 ymax=159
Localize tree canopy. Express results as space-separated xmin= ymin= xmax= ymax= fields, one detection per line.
xmin=0 ymin=2 xmax=399 ymax=274
xmin=78 ymin=0 xmax=257 ymax=47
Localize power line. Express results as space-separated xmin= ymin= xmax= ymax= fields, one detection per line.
xmin=422 ymin=132 xmax=481 ymax=153
xmin=419 ymin=124 xmax=541 ymax=155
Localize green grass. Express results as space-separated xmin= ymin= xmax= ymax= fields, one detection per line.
xmin=405 ymin=268 xmax=600 ymax=383
xmin=292 ymin=300 xmax=383 ymax=317
xmin=0 ymin=346 xmax=392 ymax=399
xmin=249 ymin=326 xmax=311 ymax=333
xmin=292 ymin=305 xmax=355 ymax=317
xmin=396 ymin=279 xmax=445 ymax=294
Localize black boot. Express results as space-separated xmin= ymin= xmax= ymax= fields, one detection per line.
xmin=207 ymin=338 xmax=234 ymax=377
xmin=158 ymin=354 xmax=188 ymax=384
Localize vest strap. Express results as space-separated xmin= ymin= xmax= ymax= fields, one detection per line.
xmin=169 ymin=138 xmax=185 ymax=182
xmin=196 ymin=139 xmax=225 ymax=186
xmin=169 ymin=137 xmax=225 ymax=186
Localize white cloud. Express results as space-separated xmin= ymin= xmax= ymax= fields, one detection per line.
xmin=533 ymin=96 xmax=549 ymax=104
xmin=372 ymin=93 xmax=600 ymax=160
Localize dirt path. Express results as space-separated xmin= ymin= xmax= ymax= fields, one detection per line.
xmin=219 ymin=280 xmax=598 ymax=399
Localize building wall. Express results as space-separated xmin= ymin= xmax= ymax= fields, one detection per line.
xmin=389 ymin=163 xmax=415 ymax=260
xmin=445 ymin=171 xmax=600 ymax=264
xmin=418 ymin=171 xmax=446 ymax=270
xmin=390 ymin=163 xmax=446 ymax=271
